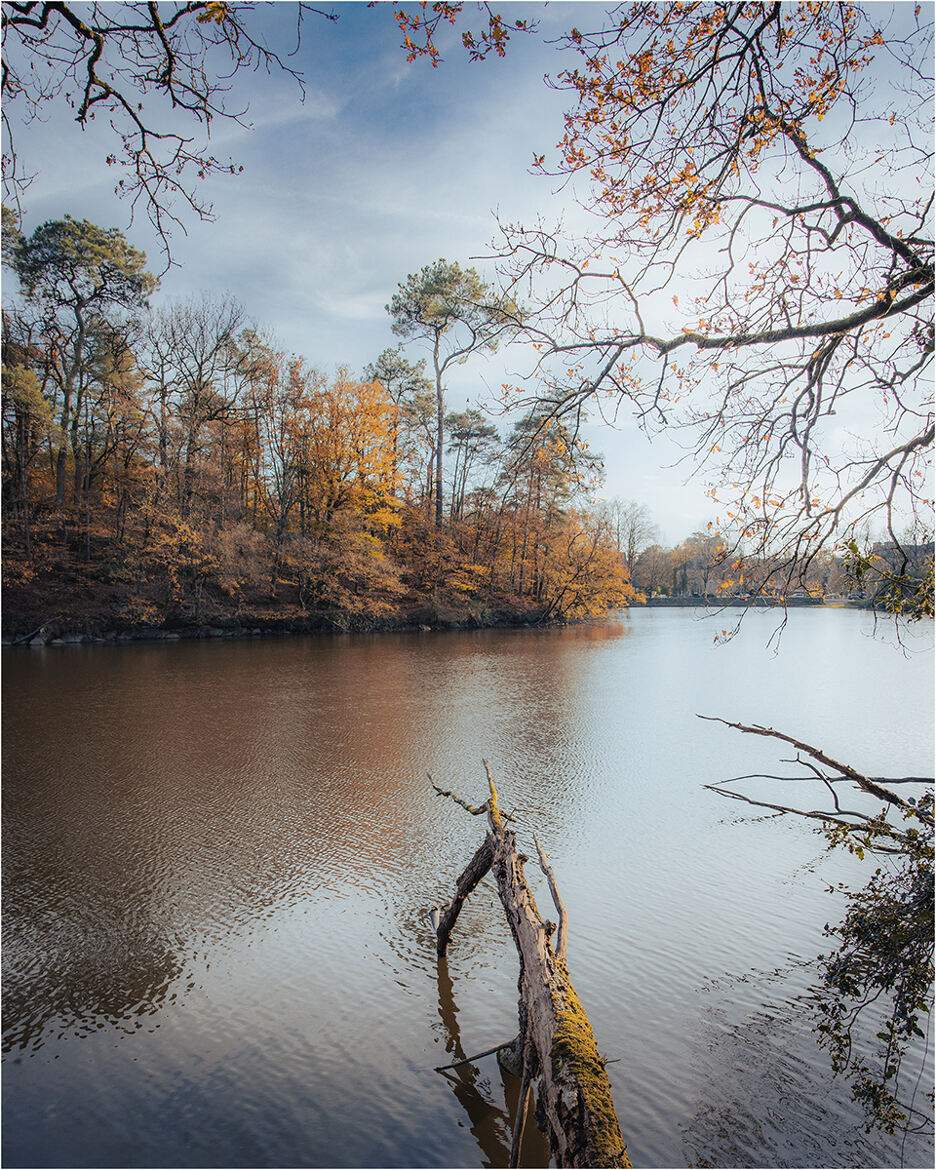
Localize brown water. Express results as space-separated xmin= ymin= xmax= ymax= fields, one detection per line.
xmin=2 ymin=608 xmax=933 ymax=1168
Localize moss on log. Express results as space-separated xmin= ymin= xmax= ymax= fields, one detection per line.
xmin=432 ymin=764 xmax=630 ymax=1168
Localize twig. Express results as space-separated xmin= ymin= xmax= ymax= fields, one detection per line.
xmin=699 ymin=715 xmax=933 ymax=826
xmin=720 ymin=772 xmax=932 ymax=786
xmin=434 ymin=1041 xmax=514 ymax=1072
xmin=534 ymin=831 xmax=568 ymax=961
xmin=868 ymin=777 xmax=935 ymax=786
xmin=429 ymin=776 xmax=489 ymax=816
xmin=430 ymin=773 xmax=516 ymax=822
xmin=704 ymin=785 xmax=905 ymax=851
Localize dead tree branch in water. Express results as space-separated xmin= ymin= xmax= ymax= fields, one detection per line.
xmin=700 ymin=716 xmax=934 ymax=838
xmin=430 ymin=761 xmax=629 ymax=1169
xmin=701 ymin=714 xmax=934 ymax=1135
xmin=534 ymin=830 xmax=569 ymax=962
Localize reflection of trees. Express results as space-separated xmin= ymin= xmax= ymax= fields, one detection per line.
xmin=2 ymin=657 xmax=192 ymax=1052
xmin=1 ymin=786 xmax=184 ymax=1053
xmin=682 ymin=986 xmax=930 ymax=1169
xmin=2 ymin=902 xmax=183 ymax=1053
xmin=1 ymin=625 xmax=633 ymax=1059
xmin=434 ymin=956 xmax=551 ymax=1169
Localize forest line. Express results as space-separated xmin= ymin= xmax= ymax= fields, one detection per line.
xmin=2 ymin=214 xmax=644 ymax=635
xmin=1 ymin=214 xmax=918 ymax=639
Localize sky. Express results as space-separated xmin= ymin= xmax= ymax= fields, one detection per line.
xmin=0 ymin=2 xmax=763 ymax=543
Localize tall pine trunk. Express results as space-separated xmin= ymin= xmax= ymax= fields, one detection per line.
xmin=434 ymin=335 xmax=443 ymax=529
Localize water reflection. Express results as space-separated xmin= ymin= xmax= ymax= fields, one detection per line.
xmin=2 ymin=613 xmax=932 ymax=1169
xmin=434 ymin=956 xmax=552 ymax=1169
xmin=2 ymin=906 xmax=184 ymax=1054
xmin=681 ymin=980 xmax=934 ymax=1169
xmin=2 ymin=763 xmax=186 ymax=1053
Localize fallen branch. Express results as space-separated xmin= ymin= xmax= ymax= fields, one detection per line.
xmin=429 ymin=776 xmax=490 ymax=815
xmin=432 ymin=761 xmax=629 ymax=1169
xmin=699 ymin=715 xmax=933 ymax=827
xmin=702 ymin=784 xmax=906 ymax=851
xmin=10 ymin=622 xmax=51 ymax=646
xmin=435 ymin=836 xmax=494 ymax=956
xmin=430 ymin=773 xmax=517 ymax=822
xmin=720 ymin=772 xmax=934 ymax=786
xmin=534 ymin=831 xmax=569 ymax=962
xmin=434 ymin=1041 xmax=514 ymax=1072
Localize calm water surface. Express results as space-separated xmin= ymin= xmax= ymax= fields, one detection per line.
xmin=3 ymin=608 xmax=933 ymax=1168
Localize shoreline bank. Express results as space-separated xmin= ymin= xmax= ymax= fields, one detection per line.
xmin=1 ymin=608 xmax=565 ymax=648
xmin=2 ymin=595 xmax=871 ymax=648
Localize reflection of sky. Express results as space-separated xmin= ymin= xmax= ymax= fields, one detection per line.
xmin=2 ymin=612 xmax=933 ymax=1167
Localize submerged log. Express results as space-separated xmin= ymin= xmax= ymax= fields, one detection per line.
xmin=430 ymin=763 xmax=630 ymax=1169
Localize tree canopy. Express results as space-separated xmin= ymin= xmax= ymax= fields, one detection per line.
xmin=11 ymin=214 xmax=155 ymax=503
xmin=388 ymin=258 xmax=521 ymax=527
xmin=398 ymin=1 xmax=933 ymax=607
xmin=14 ymin=214 xmax=155 ymax=309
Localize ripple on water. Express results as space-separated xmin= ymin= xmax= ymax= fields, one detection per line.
xmin=2 ymin=615 xmax=933 ymax=1168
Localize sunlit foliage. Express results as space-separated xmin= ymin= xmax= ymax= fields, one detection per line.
xmin=2 ymin=218 xmax=637 ymax=630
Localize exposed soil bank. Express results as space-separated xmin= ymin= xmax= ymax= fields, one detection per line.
xmin=2 ymin=593 xmax=863 ymax=647
xmin=1 ymin=606 xmax=567 ymax=647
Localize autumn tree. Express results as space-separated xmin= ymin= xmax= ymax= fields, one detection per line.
xmin=1 ymin=344 xmax=54 ymax=560
xmin=11 ymin=215 xmax=155 ymax=506
xmin=287 ymin=368 xmax=403 ymax=612
xmin=297 ymin=369 xmax=399 ymax=532
xmin=394 ymin=2 xmax=533 ymax=66
xmin=540 ymin=508 xmax=639 ymax=621
xmin=387 ymin=258 xmax=521 ymax=527
xmin=469 ymin=2 xmax=933 ymax=611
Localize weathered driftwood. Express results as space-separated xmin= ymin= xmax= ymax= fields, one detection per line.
xmin=430 ymin=763 xmax=630 ymax=1169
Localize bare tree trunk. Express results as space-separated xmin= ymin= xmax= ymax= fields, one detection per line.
xmin=432 ymin=767 xmax=630 ymax=1169
xmin=433 ymin=335 xmax=444 ymax=529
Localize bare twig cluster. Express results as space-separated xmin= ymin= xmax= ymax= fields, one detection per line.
xmin=2 ymin=2 xmax=335 ymax=262
xmin=483 ymin=3 xmax=933 ymax=602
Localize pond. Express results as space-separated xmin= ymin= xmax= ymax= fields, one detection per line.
xmin=2 ymin=607 xmax=933 ymax=1168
